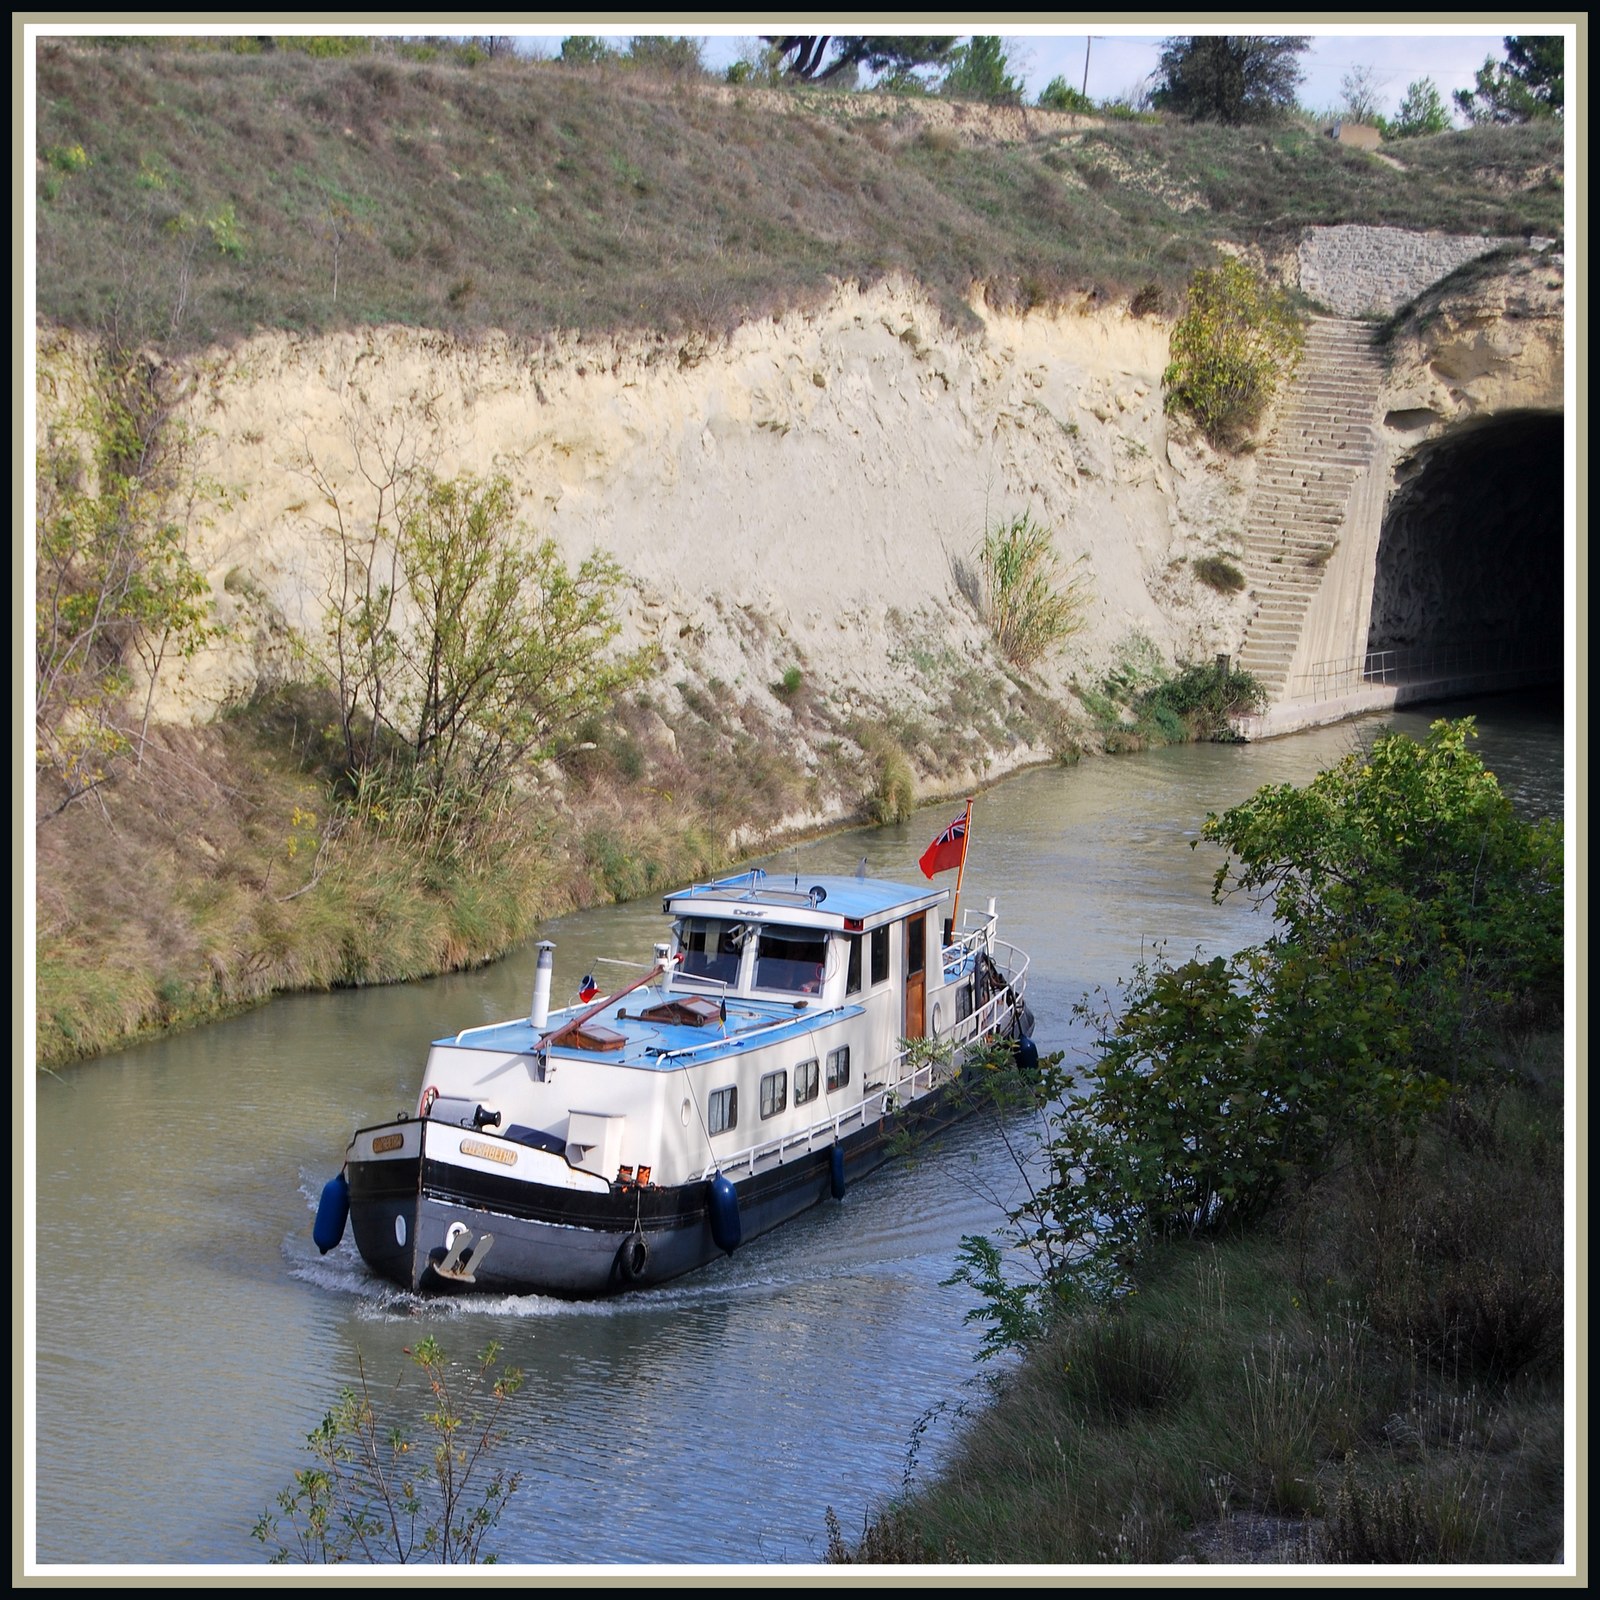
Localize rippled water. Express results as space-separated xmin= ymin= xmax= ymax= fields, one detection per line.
xmin=30 ymin=690 xmax=1564 ymax=1566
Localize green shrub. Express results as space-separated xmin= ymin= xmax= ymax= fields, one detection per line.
xmin=1162 ymin=259 xmax=1304 ymax=449
xmin=1192 ymin=554 xmax=1246 ymax=593
xmin=772 ymin=665 xmax=804 ymax=702
xmin=977 ymin=515 xmax=1090 ymax=670
xmin=44 ymin=142 xmax=91 ymax=173
xmin=1138 ymin=660 xmax=1264 ymax=740
xmin=1038 ymin=76 xmax=1093 ymax=114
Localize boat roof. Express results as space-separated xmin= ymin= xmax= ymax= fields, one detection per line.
xmin=436 ymin=994 xmax=866 ymax=1071
xmin=665 ymin=870 xmax=945 ymax=929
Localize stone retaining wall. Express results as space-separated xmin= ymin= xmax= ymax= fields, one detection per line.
xmin=1298 ymin=225 xmax=1510 ymax=317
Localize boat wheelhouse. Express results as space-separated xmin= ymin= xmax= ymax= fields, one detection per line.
xmin=323 ymin=866 xmax=1033 ymax=1298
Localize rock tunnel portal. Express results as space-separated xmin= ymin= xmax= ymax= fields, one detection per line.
xmin=1368 ymin=412 xmax=1565 ymax=681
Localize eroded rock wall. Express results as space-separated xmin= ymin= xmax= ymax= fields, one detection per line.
xmin=63 ymin=282 xmax=1255 ymax=767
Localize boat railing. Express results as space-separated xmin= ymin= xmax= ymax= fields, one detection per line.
xmin=452 ymin=1017 xmax=526 ymax=1045
xmin=693 ymin=940 xmax=1030 ymax=1184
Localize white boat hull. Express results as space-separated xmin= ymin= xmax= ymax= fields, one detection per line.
xmin=346 ymin=1019 xmax=1024 ymax=1298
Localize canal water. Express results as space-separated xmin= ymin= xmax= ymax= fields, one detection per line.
xmin=29 ymin=691 xmax=1565 ymax=1568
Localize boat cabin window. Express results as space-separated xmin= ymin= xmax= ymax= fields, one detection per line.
xmin=869 ymin=926 xmax=890 ymax=986
xmin=845 ymin=935 xmax=862 ymax=996
xmin=708 ymin=1085 xmax=737 ymax=1135
xmin=795 ymin=1058 xmax=820 ymax=1105
xmin=753 ymin=925 xmax=828 ymax=994
xmin=760 ymin=1069 xmax=788 ymax=1120
xmin=678 ymin=918 xmax=746 ymax=986
xmin=826 ymin=1045 xmax=850 ymax=1091
xmin=907 ymin=915 xmax=926 ymax=976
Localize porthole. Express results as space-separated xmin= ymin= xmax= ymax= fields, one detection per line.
xmin=931 ymin=1001 xmax=943 ymax=1038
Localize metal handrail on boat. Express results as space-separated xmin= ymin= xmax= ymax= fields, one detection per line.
xmin=693 ymin=941 xmax=1030 ymax=1183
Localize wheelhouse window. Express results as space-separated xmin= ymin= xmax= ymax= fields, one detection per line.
xmin=708 ymin=1085 xmax=737 ymax=1135
xmin=907 ymin=915 xmax=926 ymax=976
xmin=826 ymin=1046 xmax=850 ymax=1091
xmin=754 ymin=925 xmax=828 ymax=994
xmin=795 ymin=1058 xmax=820 ymax=1105
xmin=869 ymin=926 xmax=890 ymax=986
xmin=679 ymin=918 xmax=745 ymax=986
xmin=760 ymin=1069 xmax=788 ymax=1120
xmin=845 ymin=935 xmax=862 ymax=996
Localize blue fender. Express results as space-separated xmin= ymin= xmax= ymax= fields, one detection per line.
xmin=313 ymin=1171 xmax=350 ymax=1255
xmin=830 ymin=1143 xmax=846 ymax=1201
xmin=1014 ymin=1035 xmax=1040 ymax=1077
xmin=707 ymin=1173 xmax=742 ymax=1254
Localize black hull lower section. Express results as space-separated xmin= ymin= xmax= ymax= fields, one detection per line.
xmin=345 ymin=1074 xmax=987 ymax=1299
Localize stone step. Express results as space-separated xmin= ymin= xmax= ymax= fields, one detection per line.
xmin=1284 ymin=377 xmax=1383 ymax=393
xmin=1247 ymin=581 xmax=1320 ymax=596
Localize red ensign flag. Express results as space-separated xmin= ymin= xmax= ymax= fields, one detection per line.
xmin=919 ymin=810 xmax=968 ymax=879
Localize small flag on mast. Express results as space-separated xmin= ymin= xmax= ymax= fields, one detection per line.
xmin=578 ymin=974 xmax=598 ymax=1002
xmin=918 ymin=806 xmax=969 ymax=879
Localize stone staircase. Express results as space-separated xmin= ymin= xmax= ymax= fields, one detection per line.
xmin=1235 ymin=318 xmax=1386 ymax=699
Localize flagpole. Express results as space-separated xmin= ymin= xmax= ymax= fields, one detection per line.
xmin=948 ymin=797 xmax=974 ymax=935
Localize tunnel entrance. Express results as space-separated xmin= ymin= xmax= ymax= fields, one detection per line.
xmin=1368 ymin=412 xmax=1564 ymax=682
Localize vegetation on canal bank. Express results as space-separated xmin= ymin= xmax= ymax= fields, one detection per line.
xmin=828 ymin=720 xmax=1566 ymax=1565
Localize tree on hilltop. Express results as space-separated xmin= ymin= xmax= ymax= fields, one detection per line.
xmin=558 ymin=37 xmax=616 ymax=66
xmin=762 ymin=36 xmax=957 ymax=86
xmin=1150 ymin=36 xmax=1309 ymax=124
xmin=941 ymin=37 xmax=1024 ymax=102
xmin=1392 ymin=78 xmax=1451 ymax=138
xmin=1455 ymin=35 xmax=1563 ymax=124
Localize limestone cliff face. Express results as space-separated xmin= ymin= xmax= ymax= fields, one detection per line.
xmin=55 ymin=280 xmax=1254 ymax=786
xmin=1379 ymin=246 xmax=1565 ymax=428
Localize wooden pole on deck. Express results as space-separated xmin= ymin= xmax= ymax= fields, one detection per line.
xmin=948 ymin=797 xmax=974 ymax=935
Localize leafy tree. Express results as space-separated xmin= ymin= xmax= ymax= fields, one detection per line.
xmin=395 ymin=475 xmax=647 ymax=805
xmin=1150 ymin=35 xmax=1309 ymax=124
xmin=1338 ymin=64 xmax=1385 ymax=125
xmin=254 ymin=1339 xmax=524 ymax=1564
xmin=1162 ymin=259 xmax=1304 ymax=449
xmin=35 ymin=345 xmax=224 ymax=813
xmin=762 ymin=35 xmax=957 ymax=86
xmin=557 ymin=36 xmax=615 ymax=66
xmin=623 ymin=36 xmax=705 ymax=76
xmin=1455 ymin=35 xmax=1563 ymax=124
xmin=1201 ymin=718 xmax=1564 ymax=1063
xmin=724 ymin=38 xmax=786 ymax=87
xmin=945 ymin=719 xmax=1562 ymax=1356
xmin=1038 ymin=75 xmax=1093 ymax=114
xmin=1392 ymin=77 xmax=1451 ymax=138
xmin=306 ymin=456 xmax=652 ymax=841
xmin=941 ymin=36 xmax=1023 ymax=102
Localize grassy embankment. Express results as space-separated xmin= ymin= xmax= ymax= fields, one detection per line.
xmin=32 ymin=43 xmax=1564 ymax=1067
xmin=36 ymin=41 xmax=1562 ymax=352
xmin=828 ymin=1043 xmax=1565 ymax=1564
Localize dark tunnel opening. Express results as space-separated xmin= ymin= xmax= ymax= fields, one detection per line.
xmin=1368 ymin=412 xmax=1565 ymax=683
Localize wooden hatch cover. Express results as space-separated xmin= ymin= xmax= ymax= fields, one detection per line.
xmin=638 ymin=996 xmax=723 ymax=1027
xmin=568 ymin=1022 xmax=628 ymax=1052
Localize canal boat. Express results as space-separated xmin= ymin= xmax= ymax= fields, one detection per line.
xmin=317 ymin=817 xmax=1034 ymax=1298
